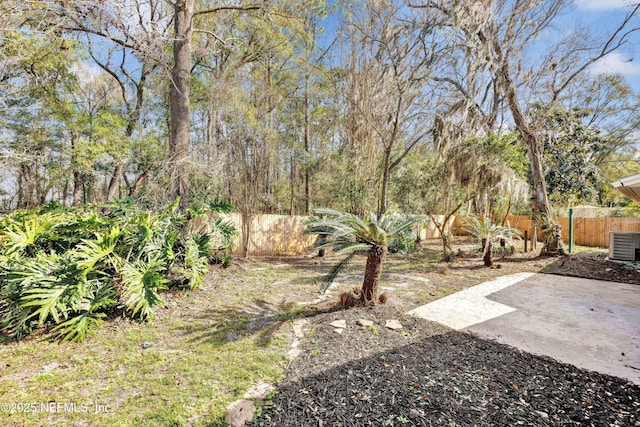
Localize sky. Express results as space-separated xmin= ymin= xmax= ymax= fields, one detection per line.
xmin=319 ymin=1 xmax=640 ymax=92
xmin=572 ymin=0 xmax=640 ymax=91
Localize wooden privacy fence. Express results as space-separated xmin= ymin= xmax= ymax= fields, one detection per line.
xmin=224 ymin=213 xmax=316 ymax=257
xmin=452 ymin=215 xmax=640 ymax=248
xmin=223 ymin=213 xmax=451 ymax=257
xmin=220 ymin=213 xmax=640 ymax=256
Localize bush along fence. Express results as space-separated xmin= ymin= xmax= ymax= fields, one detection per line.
xmin=0 ymin=200 xmax=237 ymax=342
xmin=225 ymin=213 xmax=640 ymax=257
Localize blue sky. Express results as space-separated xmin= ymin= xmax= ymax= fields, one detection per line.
xmin=572 ymin=0 xmax=640 ymax=91
xmin=320 ymin=1 xmax=640 ymax=92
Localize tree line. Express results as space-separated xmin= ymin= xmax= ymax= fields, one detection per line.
xmin=1 ymin=0 xmax=639 ymax=253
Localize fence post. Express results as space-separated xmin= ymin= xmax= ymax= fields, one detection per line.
xmin=568 ymin=208 xmax=574 ymax=254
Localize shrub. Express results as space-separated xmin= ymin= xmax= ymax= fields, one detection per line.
xmin=0 ymin=199 xmax=237 ymax=342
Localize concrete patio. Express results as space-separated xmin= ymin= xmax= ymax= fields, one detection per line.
xmin=409 ymin=273 xmax=640 ymax=385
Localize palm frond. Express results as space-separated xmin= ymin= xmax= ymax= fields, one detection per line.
xmin=209 ymin=217 xmax=238 ymax=251
xmin=207 ymin=198 xmax=234 ymax=214
xmin=321 ymin=251 xmax=358 ymax=294
xmin=16 ymin=255 xmax=85 ymax=325
xmin=179 ymin=234 xmax=210 ymax=290
xmin=0 ymin=213 xmax=57 ymax=257
xmin=119 ymin=258 xmax=167 ymax=321
xmin=51 ymin=311 xmax=106 ymax=343
xmin=50 ymin=283 xmax=116 ymax=343
xmin=74 ymin=227 xmax=122 ymax=273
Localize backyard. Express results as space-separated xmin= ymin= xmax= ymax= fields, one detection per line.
xmin=1 ymin=238 xmax=639 ymax=426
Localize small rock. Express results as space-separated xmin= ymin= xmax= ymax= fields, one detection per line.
xmin=287 ymin=348 xmax=303 ymax=358
xmin=330 ymin=320 xmax=347 ymax=329
xmin=291 ymin=339 xmax=300 ymax=349
xmin=141 ymin=341 xmax=154 ymax=349
xmin=225 ymin=399 xmax=256 ymax=427
xmin=226 ymin=332 xmax=242 ymax=342
xmin=292 ymin=319 xmax=307 ymax=338
xmin=246 ymin=319 xmax=268 ymax=331
xmin=410 ymin=408 xmax=425 ymax=417
xmin=535 ymin=410 xmax=549 ymax=419
xmin=333 ymin=328 xmax=345 ymax=335
xmin=357 ymin=319 xmax=374 ymax=327
xmin=41 ymin=362 xmax=59 ymax=373
xmin=385 ymin=320 xmax=403 ymax=330
xmin=244 ymin=380 xmax=275 ymax=400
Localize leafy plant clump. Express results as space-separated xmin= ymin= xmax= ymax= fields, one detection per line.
xmin=462 ymin=216 xmax=521 ymax=267
xmin=0 ymin=198 xmax=237 ymax=342
xmin=306 ymin=209 xmax=424 ymax=307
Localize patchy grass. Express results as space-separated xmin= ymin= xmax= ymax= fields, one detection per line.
xmin=0 ymin=237 xmax=577 ymax=426
xmin=0 ymin=260 xmax=312 ymax=427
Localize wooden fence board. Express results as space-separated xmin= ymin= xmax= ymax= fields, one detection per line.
xmin=222 ymin=213 xmax=640 ymax=256
xmin=452 ymin=215 xmax=640 ymax=249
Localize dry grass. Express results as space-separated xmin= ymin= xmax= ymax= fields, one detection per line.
xmin=0 ymin=237 xmax=595 ymax=426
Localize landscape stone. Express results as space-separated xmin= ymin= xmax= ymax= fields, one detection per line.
xmin=385 ymin=319 xmax=403 ymax=330
xmin=41 ymin=362 xmax=59 ymax=373
xmin=140 ymin=342 xmax=154 ymax=349
xmin=244 ymin=380 xmax=274 ymax=400
xmin=225 ymin=400 xmax=256 ymax=427
xmin=333 ymin=328 xmax=345 ymax=335
xmin=287 ymin=348 xmax=303 ymax=358
xmin=330 ymin=319 xmax=347 ymax=329
xmin=292 ymin=319 xmax=307 ymax=338
xmin=226 ymin=332 xmax=242 ymax=342
xmin=357 ymin=319 xmax=374 ymax=327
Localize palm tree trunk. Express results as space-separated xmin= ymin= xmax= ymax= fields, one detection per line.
xmin=361 ymin=245 xmax=387 ymax=305
xmin=483 ymin=240 xmax=493 ymax=267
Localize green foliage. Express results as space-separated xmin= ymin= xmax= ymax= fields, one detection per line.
xmin=462 ymin=216 xmax=521 ymax=244
xmin=462 ymin=216 xmax=521 ymax=265
xmin=179 ymin=234 xmax=211 ymax=290
xmin=306 ymin=209 xmax=424 ymax=292
xmin=537 ymin=107 xmax=606 ymax=206
xmin=119 ymin=258 xmax=167 ymax=321
xmin=0 ymin=200 xmax=238 ymax=342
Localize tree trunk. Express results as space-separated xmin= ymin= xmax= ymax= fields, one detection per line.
xmin=496 ymin=58 xmax=566 ymax=256
xmin=107 ymin=66 xmax=148 ymax=201
xmin=361 ymin=245 xmax=387 ymax=305
xmin=304 ymin=73 xmax=312 ymax=215
xmin=169 ymin=0 xmax=193 ymax=212
xmin=483 ymin=240 xmax=493 ymax=267
xmin=72 ymin=171 xmax=83 ymax=206
xmin=106 ymin=161 xmax=124 ymax=200
xmin=377 ymin=146 xmax=392 ymax=217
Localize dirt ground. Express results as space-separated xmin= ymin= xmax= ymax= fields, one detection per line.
xmin=239 ymin=239 xmax=640 ymax=426
xmin=543 ymin=250 xmax=640 ymax=285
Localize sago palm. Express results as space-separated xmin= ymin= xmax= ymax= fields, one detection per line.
xmin=306 ymin=209 xmax=423 ymax=307
xmin=462 ymin=216 xmax=521 ymax=267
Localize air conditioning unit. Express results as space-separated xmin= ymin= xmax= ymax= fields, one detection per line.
xmin=609 ymin=232 xmax=640 ymax=261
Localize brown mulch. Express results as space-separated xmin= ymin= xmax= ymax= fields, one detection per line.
xmin=250 ymin=253 xmax=640 ymax=427
xmin=543 ymin=250 xmax=640 ymax=285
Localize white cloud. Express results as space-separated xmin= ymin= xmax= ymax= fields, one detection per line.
xmin=575 ymin=0 xmax=637 ymax=11
xmin=70 ymin=61 xmax=103 ymax=82
xmin=591 ymin=52 xmax=640 ymax=76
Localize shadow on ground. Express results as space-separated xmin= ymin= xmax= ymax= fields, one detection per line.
xmin=250 ymin=330 xmax=640 ymax=426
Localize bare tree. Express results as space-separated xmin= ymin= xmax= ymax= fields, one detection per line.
xmin=414 ymin=0 xmax=640 ymax=254
xmin=337 ymin=0 xmax=443 ymax=216
xmin=38 ymin=0 xmax=264 ymax=210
